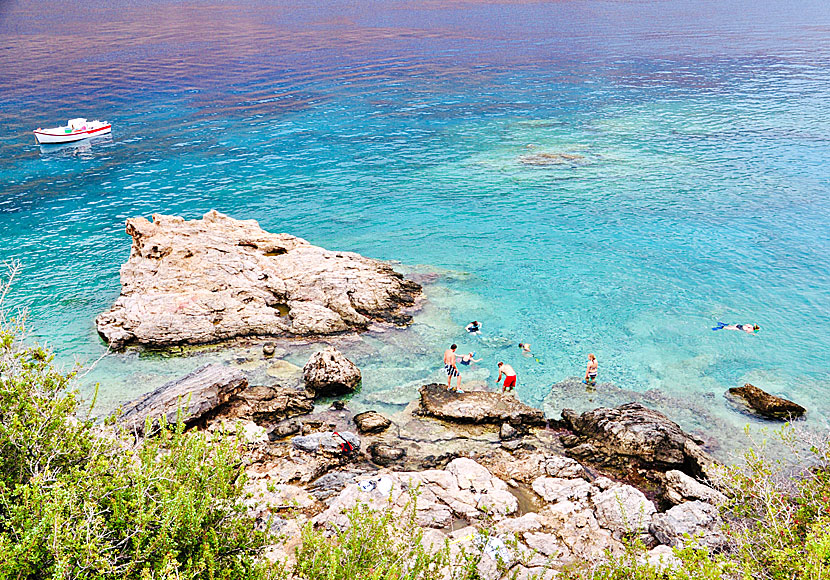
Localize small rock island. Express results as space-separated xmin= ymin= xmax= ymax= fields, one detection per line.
xmin=96 ymin=210 xmax=421 ymax=349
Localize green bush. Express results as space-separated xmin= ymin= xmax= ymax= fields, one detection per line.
xmin=0 ymin=313 xmax=274 ymax=579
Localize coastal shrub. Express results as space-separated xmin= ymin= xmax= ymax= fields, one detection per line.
xmin=0 ymin=279 xmax=274 ymax=579
xmin=722 ymin=426 xmax=830 ymax=580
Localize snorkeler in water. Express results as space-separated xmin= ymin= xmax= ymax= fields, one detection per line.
xmin=466 ymin=321 xmax=481 ymax=334
xmin=458 ymin=352 xmax=482 ymax=366
xmin=712 ymin=322 xmax=760 ymax=334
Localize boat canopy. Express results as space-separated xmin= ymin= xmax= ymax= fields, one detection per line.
xmin=68 ymin=118 xmax=88 ymax=129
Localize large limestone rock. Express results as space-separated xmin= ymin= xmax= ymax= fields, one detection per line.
xmin=664 ymin=470 xmax=727 ymax=506
xmin=96 ymin=211 xmax=421 ymax=349
xmin=592 ymin=485 xmax=657 ymax=539
xmin=418 ymin=383 xmax=546 ymax=426
xmin=119 ymin=364 xmax=246 ymax=435
xmin=303 ymin=346 xmax=361 ymax=397
xmin=650 ymin=501 xmax=726 ymax=550
xmin=726 ymin=383 xmax=806 ymax=420
xmin=560 ymin=402 xmax=715 ymax=478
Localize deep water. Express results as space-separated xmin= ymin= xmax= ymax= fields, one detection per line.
xmin=1 ymin=0 xmax=829 ymax=453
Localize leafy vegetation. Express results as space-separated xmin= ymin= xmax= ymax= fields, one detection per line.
xmin=0 ymin=266 xmax=273 ymax=580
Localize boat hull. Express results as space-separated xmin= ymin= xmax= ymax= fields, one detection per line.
xmin=34 ymin=124 xmax=111 ymax=144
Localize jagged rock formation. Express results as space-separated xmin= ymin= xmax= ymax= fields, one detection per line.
xmin=96 ymin=210 xmax=421 ymax=349
xmin=726 ymin=383 xmax=806 ymax=420
xmin=418 ymin=383 xmax=547 ymax=426
xmin=302 ymin=346 xmax=361 ymax=397
xmin=118 ymin=364 xmax=247 ymax=435
xmin=560 ymin=402 xmax=716 ymax=479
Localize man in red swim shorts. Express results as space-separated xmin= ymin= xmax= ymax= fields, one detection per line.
xmin=496 ymin=362 xmax=517 ymax=393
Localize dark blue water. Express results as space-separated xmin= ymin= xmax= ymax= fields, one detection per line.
xmin=1 ymin=0 xmax=829 ymax=440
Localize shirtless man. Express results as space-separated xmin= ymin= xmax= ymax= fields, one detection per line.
xmin=496 ymin=362 xmax=517 ymax=393
xmin=443 ymin=344 xmax=463 ymax=392
xmin=712 ymin=322 xmax=760 ymax=334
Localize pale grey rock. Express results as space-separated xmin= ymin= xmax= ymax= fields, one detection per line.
xmin=664 ymin=470 xmax=727 ymax=506
xmin=96 ymin=210 xmax=420 ymax=349
xmin=531 ymin=477 xmax=592 ymax=504
xmin=646 ymin=545 xmax=680 ymax=570
xmin=119 ymin=363 xmax=246 ymax=435
xmin=544 ymin=456 xmax=587 ymax=480
xmin=495 ymin=513 xmax=542 ymax=535
xmin=302 ymin=346 xmax=361 ymax=397
xmin=592 ymin=485 xmax=657 ymax=538
xmin=291 ymin=431 xmax=360 ymax=454
xmin=500 ymin=422 xmax=518 ymax=440
xmin=650 ymin=501 xmax=726 ymax=549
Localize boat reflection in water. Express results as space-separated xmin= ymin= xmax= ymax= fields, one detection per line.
xmin=38 ymin=133 xmax=113 ymax=158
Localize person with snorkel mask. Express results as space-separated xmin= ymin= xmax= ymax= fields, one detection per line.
xmin=712 ymin=322 xmax=760 ymax=334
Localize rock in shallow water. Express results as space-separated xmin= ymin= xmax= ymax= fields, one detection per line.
xmin=726 ymin=383 xmax=806 ymax=420
xmin=302 ymin=346 xmax=361 ymax=397
xmin=418 ymin=383 xmax=546 ymax=426
xmin=96 ymin=210 xmax=421 ymax=349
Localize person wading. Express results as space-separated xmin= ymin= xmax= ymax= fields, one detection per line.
xmin=443 ymin=344 xmax=463 ymax=392
xmin=496 ymin=361 xmax=517 ymax=393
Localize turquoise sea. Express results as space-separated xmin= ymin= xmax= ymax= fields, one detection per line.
xmin=2 ymin=0 xmax=829 ymax=455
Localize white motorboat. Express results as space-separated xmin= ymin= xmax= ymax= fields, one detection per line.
xmin=33 ymin=118 xmax=111 ymax=144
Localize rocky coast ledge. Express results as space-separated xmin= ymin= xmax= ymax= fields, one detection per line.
xmin=96 ymin=210 xmax=421 ymax=349
xmin=118 ymin=351 xmax=729 ymax=577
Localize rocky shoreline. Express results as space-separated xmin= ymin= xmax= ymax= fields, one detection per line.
xmin=117 ymin=347 xmax=731 ymax=578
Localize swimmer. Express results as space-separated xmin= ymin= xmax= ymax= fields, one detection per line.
xmin=458 ymin=352 xmax=482 ymax=366
xmin=443 ymin=344 xmax=463 ymax=392
xmin=496 ymin=362 xmax=517 ymax=393
xmin=712 ymin=322 xmax=760 ymax=334
xmin=518 ymin=342 xmax=532 ymax=353
xmin=583 ymin=353 xmax=598 ymax=386
xmin=466 ymin=320 xmax=481 ymax=334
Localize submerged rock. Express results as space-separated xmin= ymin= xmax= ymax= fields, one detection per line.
xmin=303 ymin=346 xmax=361 ymax=397
xmin=726 ymin=383 xmax=806 ymax=420
xmin=418 ymin=383 xmax=546 ymax=426
xmin=96 ymin=210 xmax=421 ymax=349
xmin=119 ymin=364 xmax=246 ymax=435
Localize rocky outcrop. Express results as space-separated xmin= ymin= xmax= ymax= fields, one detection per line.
xmin=119 ymin=364 xmax=247 ymax=435
xmin=560 ymin=403 xmax=716 ymax=479
xmin=353 ymin=410 xmax=392 ymax=434
xmin=302 ymin=347 xmax=361 ymax=397
xmin=215 ymin=385 xmax=314 ymax=425
xmin=418 ymin=383 xmax=546 ymax=426
xmin=96 ymin=210 xmax=421 ymax=349
xmin=726 ymin=383 xmax=806 ymax=420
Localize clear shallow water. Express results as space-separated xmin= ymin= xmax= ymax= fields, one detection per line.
xmin=1 ymin=0 xmax=829 ymax=451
